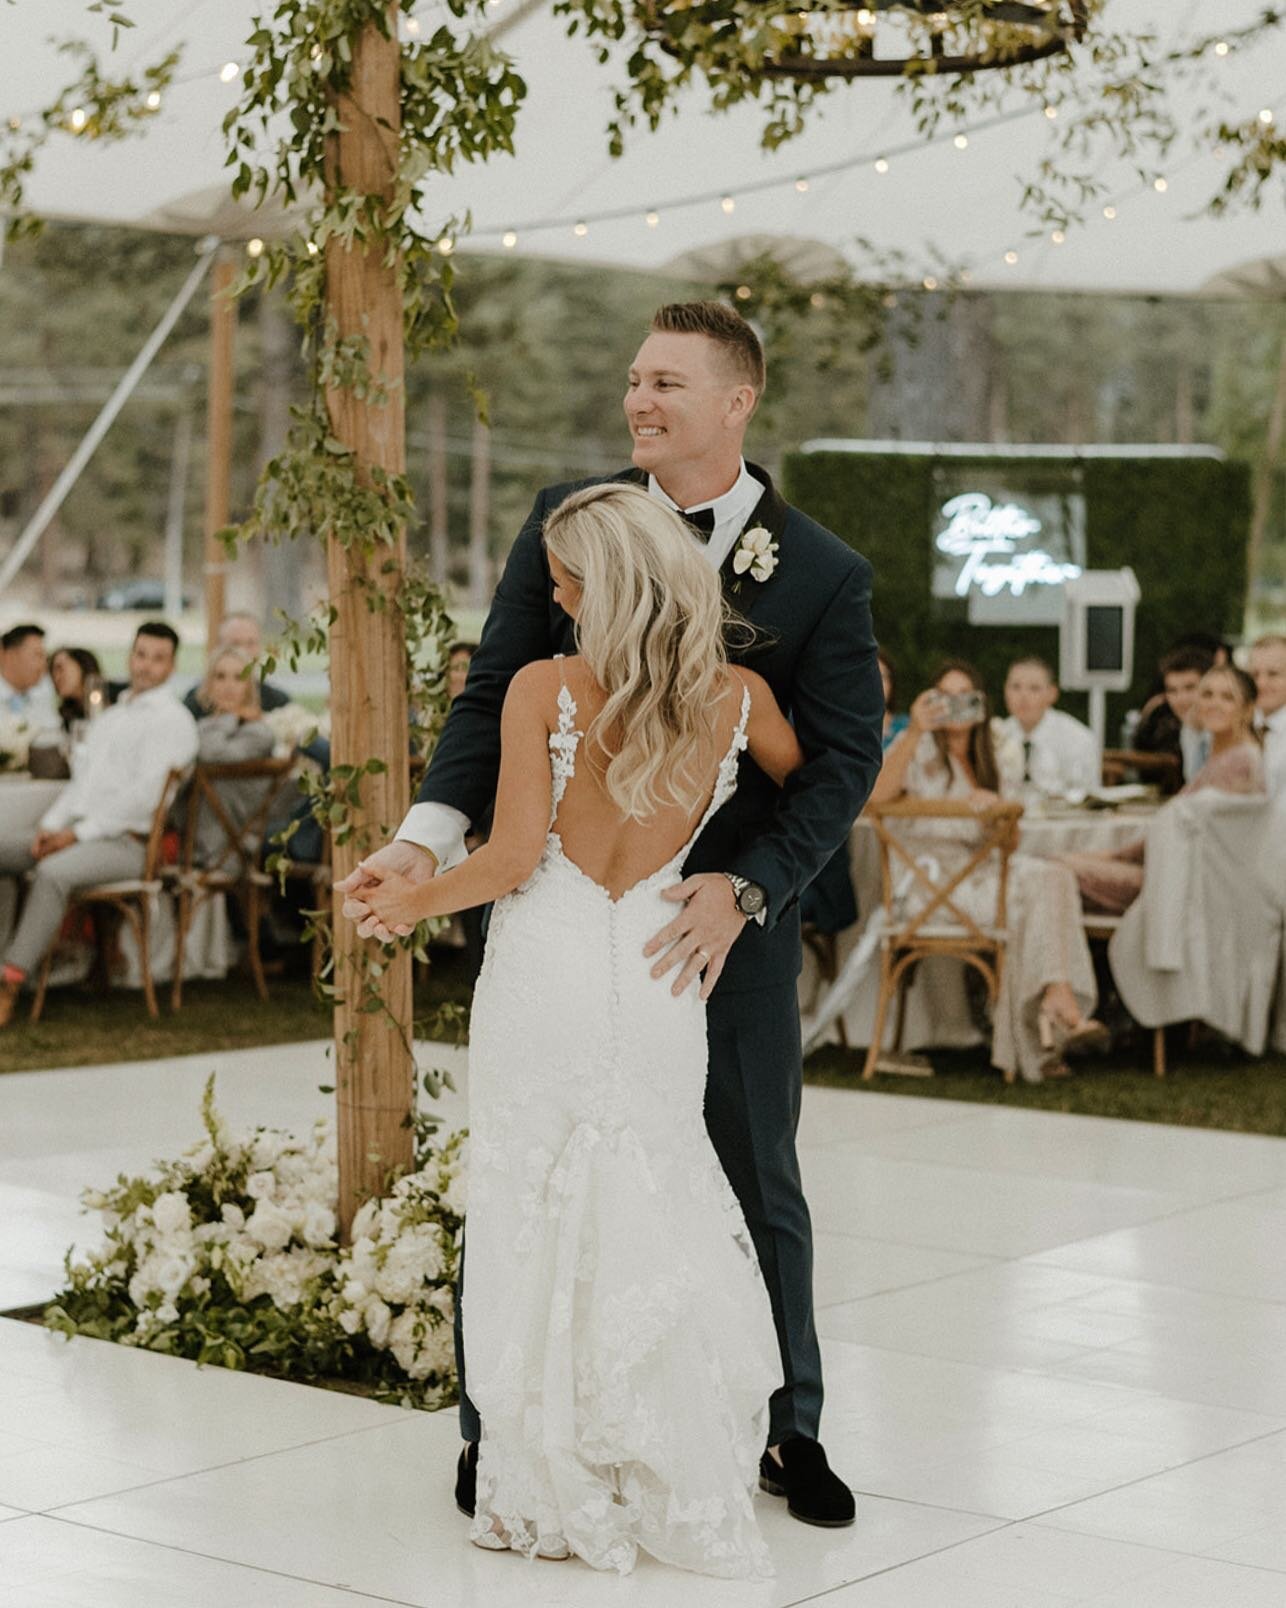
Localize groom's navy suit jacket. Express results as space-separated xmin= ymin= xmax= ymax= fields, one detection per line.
xmin=417 ymin=463 xmax=885 ymax=996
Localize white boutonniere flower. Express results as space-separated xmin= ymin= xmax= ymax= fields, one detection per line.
xmin=732 ymin=525 xmax=779 ymax=584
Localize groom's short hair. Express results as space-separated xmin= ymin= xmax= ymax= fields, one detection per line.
xmin=650 ymin=301 xmax=766 ymax=397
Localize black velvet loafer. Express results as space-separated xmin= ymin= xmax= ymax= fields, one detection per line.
xmin=455 ymin=1440 xmax=478 ymax=1517
xmin=758 ymin=1438 xmax=856 ymax=1527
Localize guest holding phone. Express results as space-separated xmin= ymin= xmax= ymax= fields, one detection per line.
xmin=869 ymin=660 xmax=1106 ymax=1080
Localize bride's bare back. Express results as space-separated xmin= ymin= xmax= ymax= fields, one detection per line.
xmin=547 ymin=655 xmax=802 ymax=900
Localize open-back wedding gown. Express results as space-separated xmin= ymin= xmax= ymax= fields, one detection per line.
xmin=463 ymin=658 xmax=780 ymax=1578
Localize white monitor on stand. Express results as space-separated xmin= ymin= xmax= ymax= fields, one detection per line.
xmin=1059 ymin=568 xmax=1141 ymax=753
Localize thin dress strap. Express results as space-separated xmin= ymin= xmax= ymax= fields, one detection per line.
xmin=548 ymin=657 xmax=581 ymax=823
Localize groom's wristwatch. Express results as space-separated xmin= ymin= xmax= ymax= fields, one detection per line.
xmin=723 ymin=873 xmax=767 ymax=927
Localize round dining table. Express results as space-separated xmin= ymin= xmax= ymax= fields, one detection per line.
xmin=798 ymin=803 xmax=1159 ymax=1055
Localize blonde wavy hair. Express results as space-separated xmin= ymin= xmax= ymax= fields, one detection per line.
xmin=199 ymin=645 xmax=261 ymax=716
xmin=543 ymin=482 xmax=736 ymax=821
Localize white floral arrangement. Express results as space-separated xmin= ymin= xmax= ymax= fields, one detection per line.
xmin=731 ymin=525 xmax=779 ymax=584
xmin=263 ymin=701 xmax=329 ymax=758
xmin=0 ymin=712 xmax=32 ymax=772
xmin=991 ymin=717 xmax=1026 ymax=793
xmin=46 ymin=1077 xmax=465 ymax=1408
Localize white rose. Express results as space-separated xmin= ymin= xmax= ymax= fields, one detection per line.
xmin=364 ymin=1296 xmax=393 ymax=1348
xmin=245 ymin=1199 xmax=293 ymax=1252
xmin=220 ymin=1202 xmax=246 ymax=1230
xmin=151 ymin=1192 xmax=192 ymax=1237
xmin=245 ymin=1171 xmax=276 ymax=1200
xmin=338 ymin=1306 xmax=362 ymax=1335
xmin=302 ymin=1201 xmax=337 ymax=1249
xmin=155 ymin=1301 xmax=179 ymax=1325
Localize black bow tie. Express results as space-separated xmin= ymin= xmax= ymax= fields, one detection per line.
xmin=684 ymin=506 xmax=717 ymax=540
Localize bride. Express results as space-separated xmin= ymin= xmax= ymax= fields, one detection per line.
xmin=363 ymin=482 xmax=804 ymax=1578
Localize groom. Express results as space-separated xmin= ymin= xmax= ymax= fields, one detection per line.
xmin=339 ymin=301 xmax=884 ymax=1527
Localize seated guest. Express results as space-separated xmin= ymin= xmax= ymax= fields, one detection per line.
xmin=0 ymin=623 xmax=58 ymax=729
xmin=870 ymin=660 xmax=1105 ymax=1080
xmin=1061 ymin=665 xmax=1264 ymax=917
xmin=1000 ymin=655 xmax=1099 ymax=795
xmin=187 ymin=647 xmax=277 ymax=868
xmin=1134 ymin=644 xmax=1213 ymax=790
xmin=184 ymin=612 xmax=290 ymax=716
xmin=878 ymin=647 xmax=909 ymax=749
xmin=447 ymin=640 xmax=476 ymax=703
xmin=0 ymin=622 xmax=198 ymax=1027
xmin=1250 ymin=633 xmax=1286 ymax=800
xmin=49 ymin=647 xmax=105 ymax=730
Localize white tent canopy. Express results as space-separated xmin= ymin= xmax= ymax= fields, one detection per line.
xmin=5 ymin=0 xmax=1284 ymax=294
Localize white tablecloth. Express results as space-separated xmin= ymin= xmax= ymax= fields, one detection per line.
xmin=0 ymin=775 xmax=67 ymax=833
xmin=799 ymin=807 xmax=1157 ymax=1054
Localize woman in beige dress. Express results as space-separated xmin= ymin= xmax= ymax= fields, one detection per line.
xmin=870 ymin=660 xmax=1106 ymax=1081
xmin=1061 ymin=665 xmax=1265 ymax=916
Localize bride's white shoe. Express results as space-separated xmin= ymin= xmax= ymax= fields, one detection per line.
xmin=471 ymin=1516 xmax=571 ymax=1561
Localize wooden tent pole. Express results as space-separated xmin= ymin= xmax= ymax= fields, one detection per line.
xmin=202 ymin=249 xmax=237 ymax=650
xmin=325 ymin=6 xmax=414 ymax=1237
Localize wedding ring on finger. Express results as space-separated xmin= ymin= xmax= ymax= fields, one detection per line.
xmin=695 ymin=948 xmax=712 ymax=967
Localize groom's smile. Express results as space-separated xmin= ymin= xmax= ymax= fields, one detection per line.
xmin=624 ymin=330 xmax=755 ymax=508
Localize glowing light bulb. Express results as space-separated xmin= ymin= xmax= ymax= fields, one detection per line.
xmin=953 ymin=134 xmax=968 ymax=150
xmin=856 ymin=8 xmax=874 ymax=24
xmin=735 ymin=284 xmax=752 ymax=301
xmin=1004 ymin=249 xmax=1018 ymax=266
xmin=437 ymin=235 xmax=455 ymax=255
xmin=1259 ymin=108 xmax=1275 ymax=125
xmin=145 ymin=91 xmax=161 ymax=110
xmin=809 ymin=291 xmax=827 ymax=308
xmin=220 ymin=62 xmax=240 ymax=83
xmin=502 ymin=229 xmax=518 ymax=249
xmin=405 ymin=16 xmax=421 ymax=35
xmin=1153 ymin=176 xmax=1168 ymax=192
xmin=573 ymin=220 xmax=588 ymax=237
xmin=922 ymin=276 xmax=939 ymax=291
xmin=795 ymin=177 xmax=809 ymax=193
xmin=1214 ymin=39 xmax=1229 ymax=56
xmin=645 ymin=209 xmax=659 ymax=227
xmin=720 ymin=195 xmax=735 ymax=214
xmin=1051 ymin=229 xmax=1065 ymax=244
xmin=246 ymin=237 xmax=264 ymax=258
xmin=1043 ymin=104 xmax=1058 ymax=120
xmin=874 ymin=157 xmax=889 ymax=173
xmin=306 ymin=240 xmax=319 ymax=256
xmin=69 ymin=107 xmax=87 ymax=131
xmin=1103 ymin=205 xmax=1117 ymax=220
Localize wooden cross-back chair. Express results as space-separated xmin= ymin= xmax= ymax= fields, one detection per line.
xmin=862 ymin=797 xmax=1024 ymax=1082
xmin=171 ymin=755 xmax=299 ymax=1007
xmin=30 ymin=764 xmax=191 ymax=1024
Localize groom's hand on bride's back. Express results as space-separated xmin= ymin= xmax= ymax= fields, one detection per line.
xmin=335 ymin=840 xmax=439 ymax=942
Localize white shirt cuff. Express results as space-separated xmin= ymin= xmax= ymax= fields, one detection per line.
xmin=396 ymin=802 xmax=471 ymax=872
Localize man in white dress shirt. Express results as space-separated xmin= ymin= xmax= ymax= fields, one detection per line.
xmin=0 ymin=623 xmax=58 ymax=729
xmin=0 ymin=622 xmax=197 ymax=1027
xmin=1250 ymin=634 xmax=1286 ymax=800
xmin=1001 ymin=655 xmax=1100 ymax=796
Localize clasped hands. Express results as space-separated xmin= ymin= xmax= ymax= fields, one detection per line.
xmin=336 ymin=848 xmax=746 ymax=1001
xmin=30 ymin=828 xmax=76 ymax=861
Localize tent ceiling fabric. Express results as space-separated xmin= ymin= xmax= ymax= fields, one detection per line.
xmin=4 ymin=0 xmax=1283 ymax=295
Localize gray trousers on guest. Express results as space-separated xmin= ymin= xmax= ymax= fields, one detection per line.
xmin=0 ymin=832 xmax=145 ymax=976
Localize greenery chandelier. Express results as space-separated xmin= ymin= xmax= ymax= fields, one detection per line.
xmin=641 ymin=1 xmax=1091 ymax=79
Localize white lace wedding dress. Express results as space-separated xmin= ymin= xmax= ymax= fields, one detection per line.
xmin=463 ymin=662 xmax=780 ymax=1578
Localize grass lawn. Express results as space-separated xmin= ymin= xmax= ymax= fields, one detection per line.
xmin=804 ymin=1038 xmax=1286 ymax=1138
xmin=7 ymin=959 xmax=1286 ymax=1140
xmin=0 ymin=951 xmax=476 ymax=1077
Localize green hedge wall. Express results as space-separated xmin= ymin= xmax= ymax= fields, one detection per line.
xmin=781 ymin=450 xmax=1251 ymax=734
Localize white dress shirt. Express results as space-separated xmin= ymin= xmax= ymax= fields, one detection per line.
xmin=397 ymin=462 xmax=765 ymax=867
xmin=0 ymin=672 xmax=59 ymax=730
xmin=41 ymin=683 xmax=198 ymax=842
xmin=1258 ymin=705 xmax=1286 ymax=799
xmin=1000 ymin=707 xmax=1100 ymax=796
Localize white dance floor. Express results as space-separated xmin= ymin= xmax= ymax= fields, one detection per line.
xmin=3 ymin=1042 xmax=1286 ymax=1606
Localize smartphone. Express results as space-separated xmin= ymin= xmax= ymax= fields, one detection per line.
xmin=939 ymin=690 xmax=986 ymax=726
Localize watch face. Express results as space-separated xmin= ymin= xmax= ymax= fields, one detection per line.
xmin=739 ymin=882 xmax=766 ymax=915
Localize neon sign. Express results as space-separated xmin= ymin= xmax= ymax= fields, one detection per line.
xmin=935 ymin=493 xmax=1082 ymax=599
xmin=932 ymin=486 xmax=1085 ymax=625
